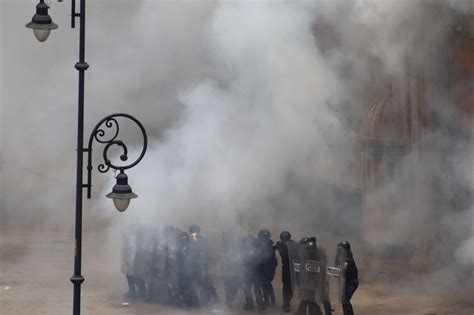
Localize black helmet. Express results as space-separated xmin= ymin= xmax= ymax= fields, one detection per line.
xmin=189 ymin=224 xmax=201 ymax=234
xmin=305 ymin=242 xmax=317 ymax=250
xmin=338 ymin=240 xmax=351 ymax=250
xmin=280 ymin=231 xmax=291 ymax=241
xmin=299 ymin=237 xmax=310 ymax=244
xmin=308 ymin=236 xmax=316 ymax=244
xmin=258 ymin=229 xmax=271 ymax=239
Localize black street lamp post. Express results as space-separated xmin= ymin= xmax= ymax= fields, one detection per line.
xmin=26 ymin=1 xmax=148 ymax=314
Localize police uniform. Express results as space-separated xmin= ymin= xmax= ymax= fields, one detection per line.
xmin=256 ymin=230 xmax=277 ymax=309
xmin=222 ymin=233 xmax=243 ymax=308
xmin=242 ymin=235 xmax=259 ymax=310
xmin=275 ymin=231 xmax=299 ymax=312
xmin=336 ymin=241 xmax=359 ymax=315
xmin=181 ymin=226 xmax=205 ymax=307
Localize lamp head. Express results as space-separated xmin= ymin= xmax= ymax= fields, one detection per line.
xmin=106 ymin=171 xmax=137 ymax=212
xmin=26 ymin=1 xmax=58 ymax=42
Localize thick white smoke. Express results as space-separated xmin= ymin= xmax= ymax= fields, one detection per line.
xmin=0 ymin=0 xmax=215 ymax=226
xmin=1 ymin=0 xmax=473 ymax=299
xmin=122 ymin=0 xmax=347 ymax=229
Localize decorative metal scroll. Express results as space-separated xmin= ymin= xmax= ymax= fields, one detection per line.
xmin=85 ymin=113 xmax=147 ymax=198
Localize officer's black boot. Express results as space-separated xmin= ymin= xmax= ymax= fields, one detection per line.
xmin=282 ymin=284 xmax=292 ymax=312
xmin=310 ymin=302 xmax=323 ymax=315
xmin=323 ymin=301 xmax=333 ymax=315
xmin=342 ymin=300 xmax=354 ymax=315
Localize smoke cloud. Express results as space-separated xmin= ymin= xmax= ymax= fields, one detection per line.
xmin=1 ymin=0 xmax=473 ymax=300
xmin=125 ymin=0 xmax=347 ymax=227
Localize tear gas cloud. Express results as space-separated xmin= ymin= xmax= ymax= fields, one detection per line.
xmin=1 ymin=0 xmax=473 ymax=297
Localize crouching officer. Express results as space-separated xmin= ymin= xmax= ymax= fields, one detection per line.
xmin=335 ymin=240 xmax=358 ymax=315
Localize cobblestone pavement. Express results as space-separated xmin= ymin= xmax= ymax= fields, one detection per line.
xmin=1 ymin=225 xmax=473 ymax=315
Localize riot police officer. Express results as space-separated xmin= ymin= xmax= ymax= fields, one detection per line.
xmin=146 ymin=226 xmax=181 ymax=304
xmin=146 ymin=236 xmax=170 ymax=304
xmin=183 ymin=224 xmax=219 ymax=308
xmin=295 ymin=236 xmax=325 ymax=315
xmin=275 ymin=231 xmax=298 ymax=312
xmin=180 ymin=224 xmax=206 ymax=307
xmin=222 ymin=233 xmax=243 ymax=308
xmin=336 ymin=240 xmax=358 ymax=315
xmin=121 ymin=222 xmax=149 ymax=300
xmin=242 ymin=235 xmax=260 ymax=310
xmin=174 ymin=230 xmax=190 ymax=306
xmin=256 ymin=229 xmax=277 ymax=309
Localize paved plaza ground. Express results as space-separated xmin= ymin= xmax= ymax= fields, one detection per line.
xmin=1 ymin=224 xmax=473 ymax=315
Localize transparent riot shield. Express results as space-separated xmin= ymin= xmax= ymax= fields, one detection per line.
xmin=320 ymin=247 xmax=333 ymax=315
xmin=287 ymin=240 xmax=301 ymax=293
xmin=148 ymin=240 xmax=174 ymax=303
xmin=335 ymin=247 xmax=347 ymax=304
xmin=134 ymin=226 xmax=155 ymax=282
xmin=299 ymin=258 xmax=321 ymax=302
xmin=150 ymin=241 xmax=167 ymax=280
xmin=166 ymin=247 xmax=179 ymax=292
xmin=326 ymin=246 xmax=349 ymax=305
xmin=318 ymin=247 xmax=328 ymax=305
xmin=298 ymin=243 xmax=326 ymax=304
xmin=121 ymin=231 xmax=136 ymax=276
xmin=162 ymin=226 xmax=187 ymax=297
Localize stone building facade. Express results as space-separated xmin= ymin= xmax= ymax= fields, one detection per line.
xmin=359 ymin=5 xmax=473 ymax=269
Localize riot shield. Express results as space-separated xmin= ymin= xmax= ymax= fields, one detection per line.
xmin=162 ymin=226 xmax=187 ymax=296
xmin=335 ymin=247 xmax=347 ymax=304
xmin=121 ymin=230 xmax=137 ymax=276
xmin=320 ymin=247 xmax=333 ymax=315
xmin=299 ymin=258 xmax=321 ymax=302
xmin=287 ymin=240 xmax=300 ymax=293
xmin=319 ymin=247 xmax=329 ymax=305
xmin=150 ymin=241 xmax=166 ymax=278
xmin=148 ymin=240 xmax=174 ymax=303
xmin=298 ymin=244 xmax=326 ymax=304
xmin=134 ymin=226 xmax=156 ymax=283
xmin=166 ymin=246 xmax=179 ymax=294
